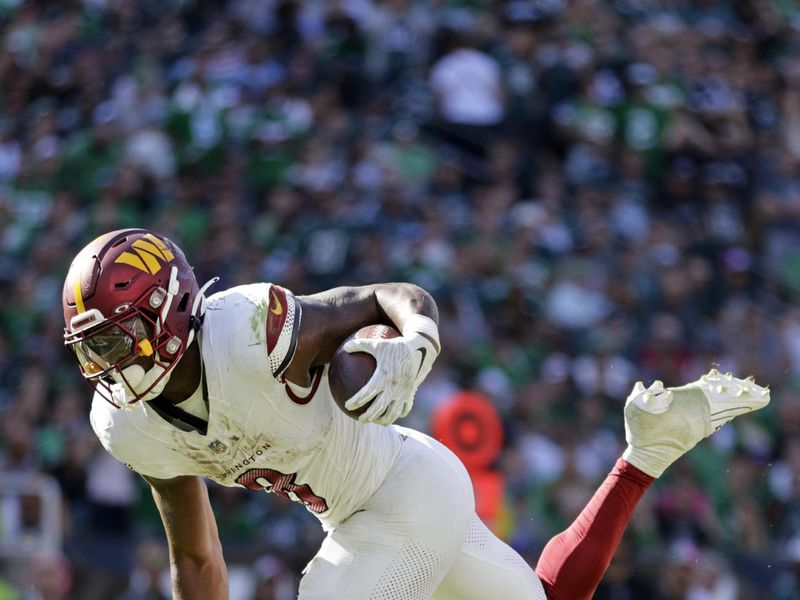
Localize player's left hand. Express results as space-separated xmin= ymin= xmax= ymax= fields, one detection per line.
xmin=343 ymin=316 xmax=439 ymax=425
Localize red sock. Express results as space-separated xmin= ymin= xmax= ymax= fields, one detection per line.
xmin=535 ymin=458 xmax=654 ymax=600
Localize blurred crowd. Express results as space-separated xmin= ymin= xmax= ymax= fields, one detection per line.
xmin=1 ymin=0 xmax=800 ymax=598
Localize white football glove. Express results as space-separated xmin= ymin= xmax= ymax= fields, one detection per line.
xmin=343 ymin=315 xmax=440 ymax=425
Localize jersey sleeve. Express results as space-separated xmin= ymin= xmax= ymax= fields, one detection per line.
xmin=206 ymin=283 xmax=301 ymax=380
xmin=263 ymin=284 xmax=301 ymax=378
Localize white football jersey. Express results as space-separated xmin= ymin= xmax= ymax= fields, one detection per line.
xmin=90 ymin=283 xmax=405 ymax=530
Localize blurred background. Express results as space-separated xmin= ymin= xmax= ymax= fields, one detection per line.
xmin=1 ymin=0 xmax=799 ymax=598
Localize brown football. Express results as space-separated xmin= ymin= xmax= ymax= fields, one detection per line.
xmin=328 ymin=324 xmax=401 ymax=419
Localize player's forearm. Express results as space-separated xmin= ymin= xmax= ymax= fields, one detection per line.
xmin=171 ymin=552 xmax=229 ymax=600
xmin=146 ymin=475 xmax=228 ymax=599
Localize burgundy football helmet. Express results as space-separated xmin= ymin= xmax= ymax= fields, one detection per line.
xmin=63 ymin=229 xmax=215 ymax=408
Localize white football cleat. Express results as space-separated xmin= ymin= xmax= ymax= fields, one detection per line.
xmin=622 ymin=369 xmax=770 ymax=478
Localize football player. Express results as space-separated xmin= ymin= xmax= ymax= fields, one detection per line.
xmin=63 ymin=229 xmax=770 ymax=600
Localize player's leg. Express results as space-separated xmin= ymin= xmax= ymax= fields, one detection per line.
xmin=534 ymin=458 xmax=653 ymax=600
xmin=535 ymin=369 xmax=770 ymax=600
xmin=433 ymin=513 xmax=547 ymax=600
xmin=298 ymin=428 xmax=474 ymax=600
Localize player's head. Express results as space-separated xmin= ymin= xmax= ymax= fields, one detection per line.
xmin=63 ymin=229 xmax=215 ymax=408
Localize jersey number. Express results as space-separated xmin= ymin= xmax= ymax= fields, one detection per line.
xmin=235 ymin=468 xmax=328 ymax=514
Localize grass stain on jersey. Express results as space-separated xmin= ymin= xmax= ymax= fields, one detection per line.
xmin=250 ymin=297 xmax=270 ymax=342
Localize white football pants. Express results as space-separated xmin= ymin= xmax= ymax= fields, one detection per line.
xmin=298 ymin=427 xmax=547 ymax=600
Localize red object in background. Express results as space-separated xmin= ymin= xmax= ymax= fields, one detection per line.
xmin=432 ymin=391 xmax=503 ymax=470
xmin=432 ymin=391 xmax=505 ymax=528
xmin=470 ymin=470 xmax=504 ymax=526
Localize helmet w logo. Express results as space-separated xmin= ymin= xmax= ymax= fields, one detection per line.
xmin=114 ymin=234 xmax=175 ymax=275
